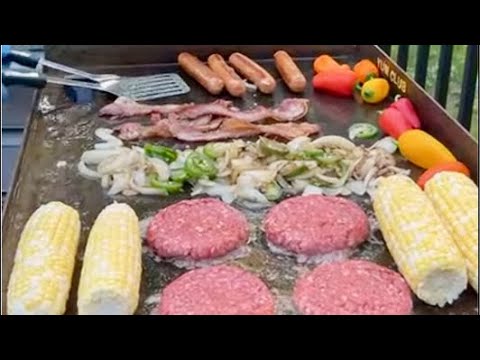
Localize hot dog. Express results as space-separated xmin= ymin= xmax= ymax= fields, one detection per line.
xmin=228 ymin=52 xmax=276 ymax=94
xmin=207 ymin=54 xmax=246 ymax=97
xmin=178 ymin=52 xmax=224 ymax=95
xmin=274 ymin=50 xmax=307 ymax=93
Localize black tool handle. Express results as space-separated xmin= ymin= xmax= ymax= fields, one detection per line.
xmin=2 ymin=70 xmax=47 ymax=88
xmin=5 ymin=50 xmax=42 ymax=69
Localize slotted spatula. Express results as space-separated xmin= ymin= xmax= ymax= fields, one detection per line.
xmin=2 ymin=50 xmax=191 ymax=101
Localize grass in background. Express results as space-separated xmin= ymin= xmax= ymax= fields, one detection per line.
xmin=390 ymin=45 xmax=478 ymax=139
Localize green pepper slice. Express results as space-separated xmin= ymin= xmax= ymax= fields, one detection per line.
xmin=348 ymin=123 xmax=379 ymax=140
xmin=149 ymin=174 xmax=183 ymax=194
xmin=144 ymin=143 xmax=178 ymax=163
xmin=170 ymin=169 xmax=188 ymax=183
xmin=185 ymin=152 xmax=218 ymax=179
xmin=259 ymin=137 xmax=289 ymax=156
xmin=263 ymin=182 xmax=283 ymax=201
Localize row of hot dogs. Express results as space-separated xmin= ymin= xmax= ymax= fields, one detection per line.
xmin=177 ymin=51 xmax=307 ymax=97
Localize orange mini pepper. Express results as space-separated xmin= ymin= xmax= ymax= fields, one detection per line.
xmin=313 ymin=55 xmax=350 ymax=74
xmin=354 ymin=59 xmax=379 ymax=83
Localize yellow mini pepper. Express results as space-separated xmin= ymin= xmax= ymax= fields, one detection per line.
xmin=361 ymin=78 xmax=390 ymax=104
xmin=398 ymin=129 xmax=457 ymax=169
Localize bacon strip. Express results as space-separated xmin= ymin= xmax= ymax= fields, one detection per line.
xmin=99 ymin=97 xmax=194 ymax=120
xmin=100 ymin=97 xmax=309 ymax=123
xmin=165 ymin=118 xmax=320 ymax=142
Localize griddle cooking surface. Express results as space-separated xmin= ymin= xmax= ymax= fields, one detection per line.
xmin=2 ymin=57 xmax=478 ymax=315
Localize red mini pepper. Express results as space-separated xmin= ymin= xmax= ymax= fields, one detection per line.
xmin=312 ymin=69 xmax=357 ymax=97
xmin=378 ymin=107 xmax=413 ymax=139
xmin=390 ymin=97 xmax=421 ymax=128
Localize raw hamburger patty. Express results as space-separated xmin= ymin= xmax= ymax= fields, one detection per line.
xmin=147 ymin=198 xmax=249 ymax=260
xmin=294 ymin=260 xmax=413 ymax=315
xmin=156 ymin=265 xmax=276 ymax=315
xmin=263 ymin=195 xmax=369 ymax=255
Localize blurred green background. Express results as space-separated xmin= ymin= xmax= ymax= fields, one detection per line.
xmin=390 ymin=45 xmax=478 ymax=139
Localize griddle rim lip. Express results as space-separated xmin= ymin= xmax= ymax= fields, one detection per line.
xmin=1 ymin=87 xmax=41 ymax=229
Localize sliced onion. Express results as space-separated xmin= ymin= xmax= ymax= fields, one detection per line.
xmin=129 ymin=177 xmax=167 ymax=196
xmin=346 ymin=180 xmax=367 ymax=196
xmin=97 ymin=150 xmax=140 ymax=175
xmin=287 ymin=136 xmax=312 ymax=152
xmin=363 ymin=166 xmax=378 ymax=188
xmin=122 ymin=189 xmax=139 ymax=197
xmin=237 ymin=170 xmax=277 ymax=189
xmin=148 ymin=157 xmax=170 ymax=181
xmin=191 ymin=181 xmax=236 ymax=204
xmin=235 ymin=185 xmax=270 ymax=204
xmin=94 ymin=142 xmax=123 ymax=150
xmin=321 ymin=187 xmax=344 ymax=196
xmin=311 ymin=136 xmax=356 ymax=151
xmin=291 ymin=179 xmax=309 ymax=192
xmin=94 ymin=128 xmax=123 ymax=149
xmin=108 ymin=173 xmax=130 ymax=196
xmin=370 ymin=137 xmax=398 ymax=154
xmin=276 ymin=175 xmax=296 ymax=194
xmin=132 ymin=170 xmax=147 ymax=187
xmin=81 ymin=149 xmax=123 ymax=165
xmin=101 ymin=175 xmax=111 ymax=189
xmin=302 ymin=185 xmax=324 ymax=196
xmin=78 ymin=161 xmax=102 ymax=179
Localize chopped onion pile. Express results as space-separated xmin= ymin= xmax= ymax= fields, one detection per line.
xmin=79 ymin=129 xmax=410 ymax=203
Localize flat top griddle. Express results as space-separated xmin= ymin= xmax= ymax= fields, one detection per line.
xmin=2 ymin=48 xmax=478 ymax=315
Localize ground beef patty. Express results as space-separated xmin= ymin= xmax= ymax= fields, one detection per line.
xmin=263 ymin=195 xmax=369 ymax=256
xmin=155 ymin=265 xmax=276 ymax=315
xmin=147 ymin=198 xmax=249 ymax=260
xmin=294 ymin=260 xmax=413 ymax=315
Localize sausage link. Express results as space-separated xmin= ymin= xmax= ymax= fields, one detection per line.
xmin=228 ymin=52 xmax=276 ymax=94
xmin=178 ymin=52 xmax=224 ymax=95
xmin=274 ymin=50 xmax=307 ymax=93
xmin=208 ymin=54 xmax=246 ymax=97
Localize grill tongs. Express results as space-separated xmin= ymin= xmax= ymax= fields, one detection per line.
xmin=1 ymin=50 xmax=190 ymax=101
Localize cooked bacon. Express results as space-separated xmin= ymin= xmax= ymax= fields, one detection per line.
xmin=269 ymin=98 xmax=310 ymax=122
xmin=100 ymin=97 xmax=309 ymax=123
xmin=99 ymin=97 xmax=193 ymax=120
xmin=167 ymin=118 xmax=320 ymax=142
xmin=115 ymin=117 xmax=223 ymax=141
xmin=114 ymin=122 xmax=172 ymax=141
xmin=256 ymin=122 xmax=320 ymax=139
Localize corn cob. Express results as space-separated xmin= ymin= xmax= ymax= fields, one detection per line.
xmin=7 ymin=202 xmax=81 ymax=315
xmin=373 ymin=175 xmax=467 ymax=307
xmin=77 ymin=203 xmax=141 ymax=315
xmin=425 ymin=172 xmax=478 ymax=292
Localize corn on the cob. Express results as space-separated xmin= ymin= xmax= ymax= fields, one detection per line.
xmin=7 ymin=202 xmax=80 ymax=315
xmin=77 ymin=203 xmax=141 ymax=315
xmin=425 ymin=172 xmax=478 ymax=292
xmin=373 ymin=175 xmax=467 ymax=307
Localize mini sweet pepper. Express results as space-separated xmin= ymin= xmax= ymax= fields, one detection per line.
xmin=377 ymin=97 xmax=422 ymax=139
xmin=390 ymin=97 xmax=421 ymax=128
xmin=378 ymin=107 xmax=413 ymax=139
xmin=398 ymin=129 xmax=457 ymax=169
xmin=313 ymin=55 xmax=350 ymax=74
xmin=312 ymin=69 xmax=357 ymax=97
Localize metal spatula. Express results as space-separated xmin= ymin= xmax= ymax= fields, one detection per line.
xmin=2 ymin=50 xmax=190 ymax=101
